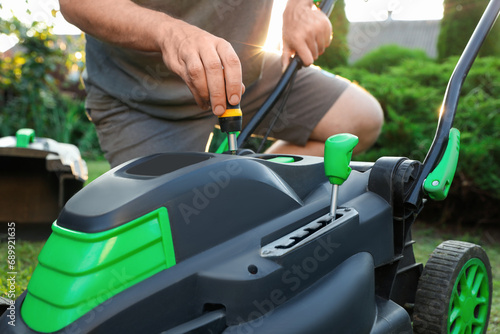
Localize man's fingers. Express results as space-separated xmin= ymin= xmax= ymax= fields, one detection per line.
xmin=296 ymin=43 xmax=315 ymax=67
xmin=181 ymin=54 xmax=210 ymax=110
xmin=281 ymin=3 xmax=333 ymax=67
xmin=218 ymin=42 xmax=243 ymax=106
xmin=318 ymin=34 xmax=327 ymax=56
xmin=201 ymin=48 xmax=226 ymax=115
xmin=160 ymin=22 xmax=244 ymax=114
xmin=320 ymin=18 xmax=333 ymax=53
xmin=281 ymin=46 xmax=293 ymax=71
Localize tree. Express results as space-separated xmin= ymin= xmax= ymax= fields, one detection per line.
xmin=438 ymin=0 xmax=500 ymax=60
xmin=0 ymin=16 xmax=98 ymax=157
xmin=315 ymin=0 xmax=349 ymax=69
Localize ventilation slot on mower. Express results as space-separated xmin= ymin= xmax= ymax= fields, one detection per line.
xmin=274 ymin=215 xmax=344 ymax=250
xmin=261 ymin=209 xmax=356 ymax=257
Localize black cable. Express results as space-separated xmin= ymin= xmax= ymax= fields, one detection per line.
xmin=256 ymin=68 xmax=298 ymax=153
xmin=237 ymin=0 xmax=337 ymax=149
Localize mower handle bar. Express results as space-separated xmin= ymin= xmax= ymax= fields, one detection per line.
xmin=406 ymin=0 xmax=500 ymax=208
xmin=237 ymin=0 xmax=337 ymax=147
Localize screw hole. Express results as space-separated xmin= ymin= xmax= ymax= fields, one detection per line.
xmin=248 ymin=264 xmax=258 ymax=275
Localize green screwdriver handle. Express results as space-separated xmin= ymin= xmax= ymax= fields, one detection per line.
xmin=324 ymin=133 xmax=359 ymax=185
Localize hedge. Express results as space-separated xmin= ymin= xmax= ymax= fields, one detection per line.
xmin=329 ymin=47 xmax=500 ymax=224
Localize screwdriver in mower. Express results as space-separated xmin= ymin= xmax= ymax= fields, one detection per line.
xmin=218 ymin=102 xmax=242 ymax=155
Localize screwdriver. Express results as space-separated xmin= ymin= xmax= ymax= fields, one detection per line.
xmin=218 ymin=102 xmax=242 ymax=155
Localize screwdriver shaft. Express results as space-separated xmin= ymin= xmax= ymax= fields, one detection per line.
xmin=330 ymin=184 xmax=339 ymax=220
xmin=228 ymin=132 xmax=238 ymax=155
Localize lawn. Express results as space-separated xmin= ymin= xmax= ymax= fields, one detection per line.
xmin=84 ymin=160 xmax=111 ymax=185
xmin=0 ymin=160 xmax=498 ymax=332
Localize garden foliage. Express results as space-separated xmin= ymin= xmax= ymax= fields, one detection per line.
xmin=0 ymin=17 xmax=100 ymax=158
xmin=329 ymin=46 xmax=500 ymax=218
xmin=438 ymin=0 xmax=500 ymax=60
xmin=351 ymin=45 xmax=431 ymax=74
xmin=315 ymin=0 xmax=349 ymax=68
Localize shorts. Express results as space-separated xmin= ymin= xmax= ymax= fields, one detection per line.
xmin=88 ymin=53 xmax=350 ymax=167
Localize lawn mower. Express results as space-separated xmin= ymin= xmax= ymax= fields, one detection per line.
xmin=1 ymin=0 xmax=498 ymax=333
xmin=0 ymin=128 xmax=88 ymax=224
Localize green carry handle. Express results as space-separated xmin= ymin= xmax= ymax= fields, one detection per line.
xmin=16 ymin=128 xmax=35 ymax=148
xmin=424 ymin=128 xmax=460 ymax=201
xmin=324 ymin=133 xmax=359 ymax=185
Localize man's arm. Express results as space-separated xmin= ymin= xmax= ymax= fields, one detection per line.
xmin=281 ymin=0 xmax=332 ymax=69
xmin=59 ymin=0 xmax=244 ymax=115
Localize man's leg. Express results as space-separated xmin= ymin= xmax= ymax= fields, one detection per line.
xmin=241 ymin=54 xmax=383 ymax=157
xmin=265 ymin=81 xmax=383 ymax=155
xmin=89 ymin=104 xmax=217 ymax=168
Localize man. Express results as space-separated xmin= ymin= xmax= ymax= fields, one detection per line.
xmin=60 ymin=0 xmax=383 ymax=167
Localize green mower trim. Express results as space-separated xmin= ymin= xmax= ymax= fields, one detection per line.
xmin=21 ymin=207 xmax=176 ymax=333
xmin=424 ymin=128 xmax=460 ymax=201
xmin=448 ymin=258 xmax=490 ymax=333
xmin=266 ymin=156 xmax=296 ymax=163
xmin=15 ymin=128 xmax=35 ymax=148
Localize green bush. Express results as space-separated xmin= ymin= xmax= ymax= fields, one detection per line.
xmin=0 ymin=92 xmax=101 ymax=159
xmin=0 ymin=17 xmax=101 ymax=159
xmin=352 ymin=45 xmax=431 ymax=74
xmin=331 ymin=53 xmax=500 ymax=203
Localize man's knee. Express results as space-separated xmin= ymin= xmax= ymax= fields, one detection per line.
xmin=345 ymin=84 xmax=383 ymax=153
xmin=312 ymin=82 xmax=383 ymax=153
xmin=347 ymin=82 xmax=383 ymax=129
xmin=353 ymin=84 xmax=384 ymax=146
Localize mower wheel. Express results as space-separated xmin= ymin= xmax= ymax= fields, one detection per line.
xmin=413 ymin=240 xmax=492 ymax=334
xmin=0 ymin=297 xmax=12 ymax=315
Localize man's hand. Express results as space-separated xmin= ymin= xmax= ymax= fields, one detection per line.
xmin=282 ymin=0 xmax=332 ymax=70
xmin=59 ymin=0 xmax=244 ymax=116
xmin=158 ymin=19 xmax=244 ymax=115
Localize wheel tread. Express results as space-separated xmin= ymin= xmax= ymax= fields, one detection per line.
xmin=412 ymin=240 xmax=492 ymax=334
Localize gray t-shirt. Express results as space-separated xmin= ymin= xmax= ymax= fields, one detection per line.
xmin=84 ymin=0 xmax=274 ymax=120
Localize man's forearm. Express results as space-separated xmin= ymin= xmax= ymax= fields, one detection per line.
xmin=61 ymin=0 xmax=245 ymax=115
xmin=59 ymin=0 xmax=174 ymax=51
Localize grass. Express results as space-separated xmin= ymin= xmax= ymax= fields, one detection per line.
xmin=85 ymin=160 xmax=111 ymax=185
xmin=0 ymin=240 xmax=45 ymax=298
xmin=0 ymin=160 xmax=498 ymax=332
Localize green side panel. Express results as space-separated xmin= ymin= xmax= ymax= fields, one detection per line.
xmin=15 ymin=128 xmax=35 ymax=148
xmin=424 ymin=128 xmax=460 ymax=201
xmin=267 ymin=156 xmax=296 ymax=163
xmin=215 ymin=136 xmax=230 ymax=154
xmin=21 ymin=207 xmax=176 ymax=333
xmin=215 ymin=131 xmax=240 ymax=154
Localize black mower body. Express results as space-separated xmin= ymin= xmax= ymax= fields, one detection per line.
xmin=0 ymin=152 xmax=420 ymax=333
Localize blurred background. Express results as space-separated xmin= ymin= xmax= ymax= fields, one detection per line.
xmin=0 ymin=1 xmax=499 ymax=328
